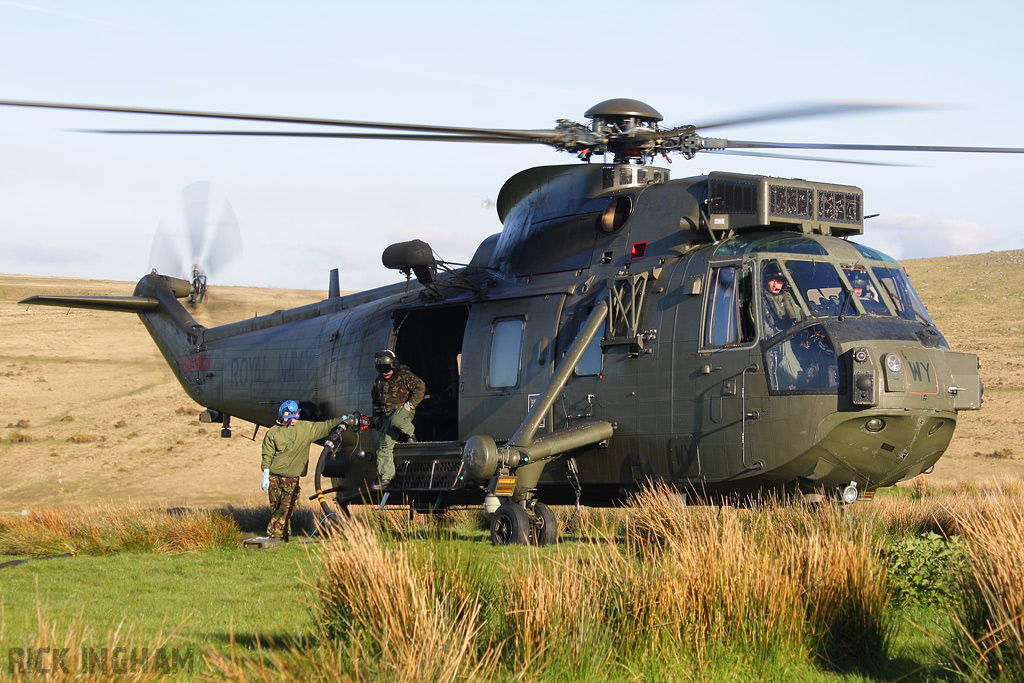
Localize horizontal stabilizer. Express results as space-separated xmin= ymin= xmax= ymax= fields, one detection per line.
xmin=19 ymin=295 xmax=160 ymax=313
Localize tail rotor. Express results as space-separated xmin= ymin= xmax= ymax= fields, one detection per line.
xmin=147 ymin=181 xmax=242 ymax=309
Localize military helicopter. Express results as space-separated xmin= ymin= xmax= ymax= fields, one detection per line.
xmin=1 ymin=96 xmax=1015 ymax=545
xmin=147 ymin=181 xmax=243 ymax=310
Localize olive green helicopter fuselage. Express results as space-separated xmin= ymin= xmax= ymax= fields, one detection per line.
xmin=25 ymin=162 xmax=981 ymax=522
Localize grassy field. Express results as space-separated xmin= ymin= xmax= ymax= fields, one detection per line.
xmin=1 ymin=251 xmax=1023 ymax=680
xmin=2 ymin=485 xmax=1023 ymax=682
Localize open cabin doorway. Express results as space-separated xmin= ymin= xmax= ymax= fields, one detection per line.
xmin=391 ymin=305 xmax=468 ymax=442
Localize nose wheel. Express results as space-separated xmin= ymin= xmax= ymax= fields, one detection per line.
xmin=489 ymin=501 xmax=558 ymax=546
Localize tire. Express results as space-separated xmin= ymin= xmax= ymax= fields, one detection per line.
xmin=490 ymin=502 xmax=530 ymax=545
xmin=532 ymin=501 xmax=558 ymax=546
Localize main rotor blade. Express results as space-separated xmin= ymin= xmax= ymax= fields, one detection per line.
xmin=204 ymin=199 xmax=242 ymax=278
xmin=709 ymin=139 xmax=1024 ymax=154
xmin=706 ymin=149 xmax=913 ymax=167
xmin=0 ymin=98 xmax=561 ymax=141
xmin=74 ymin=129 xmax=548 ymax=143
xmin=681 ymin=100 xmax=933 ymax=132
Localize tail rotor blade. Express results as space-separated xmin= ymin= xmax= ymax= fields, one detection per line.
xmin=205 ymin=198 xmax=242 ymax=278
xmin=148 ymin=220 xmax=186 ymax=278
xmin=181 ymin=181 xmax=212 ymax=265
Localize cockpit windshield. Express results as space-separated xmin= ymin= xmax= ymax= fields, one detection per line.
xmin=783 ymin=260 xmax=851 ymax=318
xmin=872 ymin=265 xmax=934 ymax=324
xmin=707 ymin=236 xmax=935 ymax=351
xmin=841 ymin=266 xmax=891 ymax=316
xmin=758 ymin=259 xmax=898 ymax=333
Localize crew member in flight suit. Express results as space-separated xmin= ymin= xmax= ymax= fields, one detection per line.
xmin=261 ymin=400 xmax=343 ymax=540
xmin=762 ymin=263 xmax=802 ymax=337
xmin=761 ymin=263 xmax=804 ymax=388
xmin=370 ymin=350 xmax=425 ymax=490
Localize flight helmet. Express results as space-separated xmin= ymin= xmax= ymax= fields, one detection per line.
xmin=849 ymin=273 xmax=869 ymax=291
xmin=279 ymin=400 xmax=300 ymax=422
xmin=763 ymin=262 xmax=786 ymax=287
xmin=374 ymin=349 xmax=397 ymax=374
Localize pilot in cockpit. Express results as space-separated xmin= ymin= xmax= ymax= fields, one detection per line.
xmin=849 ymin=273 xmax=876 ymax=301
xmin=761 ymin=263 xmax=802 ymax=337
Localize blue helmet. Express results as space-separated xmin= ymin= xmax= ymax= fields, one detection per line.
xmin=278 ymin=400 xmax=300 ymax=422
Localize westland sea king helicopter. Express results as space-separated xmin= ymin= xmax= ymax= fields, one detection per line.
xmin=2 ymin=97 xmax=1015 ymax=544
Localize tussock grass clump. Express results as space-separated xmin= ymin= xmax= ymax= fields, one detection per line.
xmin=626 ymin=485 xmax=892 ymax=671
xmin=295 ymin=487 xmax=892 ymax=680
xmin=1 ymin=605 xmax=198 ymax=682
xmin=948 ymin=492 xmax=1024 ymax=680
xmin=66 ymin=433 xmax=105 ymax=443
xmin=302 ymin=518 xmax=501 ymax=682
xmin=973 ymin=448 xmax=1014 ymax=460
xmin=0 ymin=504 xmax=239 ymax=556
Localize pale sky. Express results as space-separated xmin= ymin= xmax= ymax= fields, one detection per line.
xmin=1 ymin=0 xmax=1022 ymax=291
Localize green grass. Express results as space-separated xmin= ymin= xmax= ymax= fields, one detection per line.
xmin=0 ymin=544 xmax=957 ymax=683
xmin=0 ymin=546 xmax=316 ymax=652
xmin=1 ymin=493 xmax=1021 ymax=682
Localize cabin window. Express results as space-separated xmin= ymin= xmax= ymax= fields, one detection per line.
xmin=575 ymin=321 xmax=605 ymax=376
xmin=703 ymin=264 xmax=755 ymax=347
xmin=488 ymin=317 xmax=525 ymax=389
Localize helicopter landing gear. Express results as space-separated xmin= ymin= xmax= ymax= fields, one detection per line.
xmin=531 ymin=501 xmax=557 ymax=546
xmin=489 ymin=501 xmax=558 ymax=546
xmin=490 ymin=502 xmax=530 ymax=545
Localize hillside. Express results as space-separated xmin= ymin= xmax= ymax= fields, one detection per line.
xmin=1 ymin=251 xmax=1021 ymax=511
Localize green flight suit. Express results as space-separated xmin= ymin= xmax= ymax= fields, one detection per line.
xmin=371 ymin=364 xmax=425 ymax=482
xmin=261 ymin=416 xmax=343 ymax=539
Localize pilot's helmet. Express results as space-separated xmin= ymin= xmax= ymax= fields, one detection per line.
xmin=278 ymin=400 xmax=300 ymax=422
xmin=850 ymin=273 xmax=869 ymax=291
xmin=374 ymin=349 xmax=397 ymax=374
xmin=763 ymin=263 xmax=786 ymax=287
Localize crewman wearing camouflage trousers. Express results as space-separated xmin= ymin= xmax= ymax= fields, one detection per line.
xmin=266 ymin=475 xmax=300 ymax=539
xmin=370 ymin=350 xmax=425 ymax=490
xmin=261 ymin=400 xmax=343 ymax=540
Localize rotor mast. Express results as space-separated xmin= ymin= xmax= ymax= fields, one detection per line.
xmin=574 ymin=98 xmax=670 ymax=164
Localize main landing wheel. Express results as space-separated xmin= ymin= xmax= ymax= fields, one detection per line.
xmin=490 ymin=502 xmax=530 ymax=545
xmin=532 ymin=501 xmax=558 ymax=546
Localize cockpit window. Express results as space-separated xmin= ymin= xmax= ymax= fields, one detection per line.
xmin=852 ymin=242 xmax=899 ymax=263
xmin=765 ymin=324 xmax=840 ymax=393
xmin=760 ymin=260 xmax=805 ymax=338
xmin=784 ymin=260 xmax=856 ymax=318
xmin=872 ymin=266 xmax=934 ymax=324
xmin=842 ymin=267 xmax=892 ymax=316
xmin=703 ymin=263 xmax=755 ymax=347
xmin=715 ymin=233 xmax=829 ymax=257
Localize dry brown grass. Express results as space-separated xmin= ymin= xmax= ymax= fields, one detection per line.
xmin=0 ymin=503 xmax=239 ymax=556
xmin=947 ymin=492 xmax=1024 ymax=679
xmin=299 ymin=518 xmax=500 ymax=682
xmin=625 ymin=485 xmax=891 ymax=669
xmin=0 ymin=607 xmax=196 ymax=682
